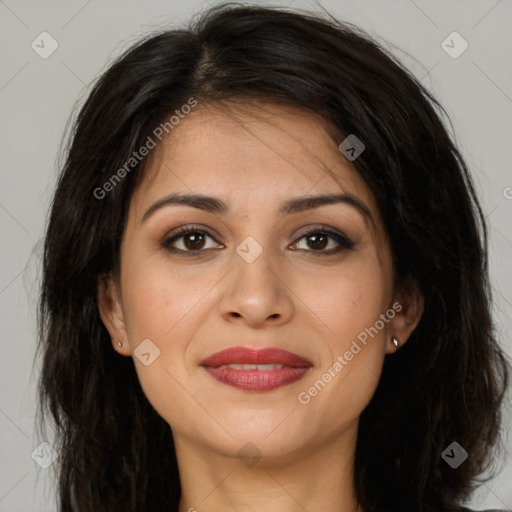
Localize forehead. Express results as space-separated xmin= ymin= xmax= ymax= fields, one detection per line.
xmin=132 ymin=102 xmax=380 ymax=224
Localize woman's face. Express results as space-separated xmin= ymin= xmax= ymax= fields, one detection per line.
xmin=99 ymin=102 xmax=421 ymax=464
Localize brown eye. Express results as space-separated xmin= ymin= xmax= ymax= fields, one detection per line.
xmin=182 ymin=232 xmax=206 ymax=250
xmin=304 ymin=232 xmax=329 ymax=250
xmin=162 ymin=226 xmax=222 ymax=255
xmin=292 ymin=226 xmax=355 ymax=255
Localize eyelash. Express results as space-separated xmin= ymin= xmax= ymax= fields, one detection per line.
xmin=162 ymin=224 xmax=355 ymax=257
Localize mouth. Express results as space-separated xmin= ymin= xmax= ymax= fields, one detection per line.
xmin=200 ymin=346 xmax=313 ymax=392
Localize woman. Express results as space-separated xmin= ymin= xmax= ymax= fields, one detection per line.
xmin=36 ymin=3 xmax=511 ymax=511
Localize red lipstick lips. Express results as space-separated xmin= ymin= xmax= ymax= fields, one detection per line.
xmin=200 ymin=347 xmax=313 ymax=391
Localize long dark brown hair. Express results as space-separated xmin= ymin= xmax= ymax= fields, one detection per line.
xmin=36 ymin=3 xmax=510 ymax=511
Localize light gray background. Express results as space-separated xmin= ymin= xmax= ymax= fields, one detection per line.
xmin=1 ymin=0 xmax=511 ymax=510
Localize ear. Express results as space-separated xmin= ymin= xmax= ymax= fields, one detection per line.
xmin=97 ymin=273 xmax=131 ymax=356
xmin=385 ymin=278 xmax=424 ymax=354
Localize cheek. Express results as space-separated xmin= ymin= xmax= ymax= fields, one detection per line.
xmin=295 ymin=255 xmax=390 ymax=349
xmin=119 ymin=257 xmax=214 ymax=427
xmin=121 ymin=255 xmax=208 ymax=344
xmin=120 ymin=277 xmax=195 ymax=433
xmin=294 ymin=259 xmax=390 ymax=418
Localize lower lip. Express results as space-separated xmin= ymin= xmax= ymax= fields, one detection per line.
xmin=202 ymin=366 xmax=312 ymax=391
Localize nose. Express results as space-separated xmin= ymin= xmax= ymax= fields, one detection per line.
xmin=218 ymin=246 xmax=295 ymax=329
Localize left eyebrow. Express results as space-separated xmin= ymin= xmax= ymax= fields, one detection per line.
xmin=141 ymin=192 xmax=374 ymax=224
xmin=279 ymin=193 xmax=373 ymax=221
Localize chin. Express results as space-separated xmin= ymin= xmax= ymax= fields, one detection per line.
xmin=212 ymin=410 xmax=316 ymax=454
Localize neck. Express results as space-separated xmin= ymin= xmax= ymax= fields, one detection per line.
xmin=175 ymin=423 xmax=362 ymax=512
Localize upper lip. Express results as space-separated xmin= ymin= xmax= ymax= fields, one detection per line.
xmin=200 ymin=347 xmax=313 ymax=367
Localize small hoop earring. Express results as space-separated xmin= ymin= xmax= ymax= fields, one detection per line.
xmin=391 ymin=336 xmax=400 ymax=349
